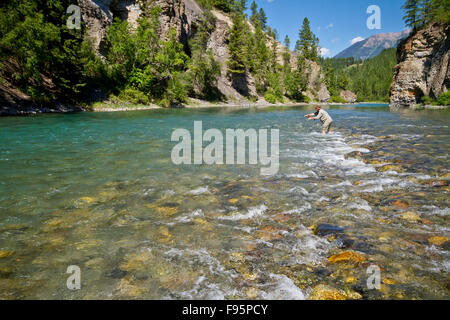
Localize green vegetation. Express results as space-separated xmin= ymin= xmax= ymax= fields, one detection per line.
xmin=295 ymin=18 xmax=320 ymax=63
xmin=321 ymin=48 xmax=397 ymax=102
xmin=224 ymin=0 xmax=313 ymax=103
xmin=0 ymin=0 xmax=223 ymax=107
xmin=6 ymin=0 xmax=410 ymax=108
xmin=423 ymin=91 xmax=450 ymax=106
xmin=329 ymin=96 xmax=347 ymax=104
xmin=436 ymin=91 xmax=450 ymax=106
xmin=402 ymin=0 xmax=450 ymax=31
xmin=0 ymin=0 xmax=95 ymax=103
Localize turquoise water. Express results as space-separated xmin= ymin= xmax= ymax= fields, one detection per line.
xmin=0 ymin=104 xmax=449 ymax=299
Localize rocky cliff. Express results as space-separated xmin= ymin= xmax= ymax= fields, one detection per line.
xmin=78 ymin=0 xmax=329 ymax=102
xmin=389 ymin=23 xmax=449 ymax=110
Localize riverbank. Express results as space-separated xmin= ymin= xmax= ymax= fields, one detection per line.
xmin=1 ymin=98 xmax=448 ymax=116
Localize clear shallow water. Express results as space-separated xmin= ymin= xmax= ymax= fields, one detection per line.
xmin=0 ymin=104 xmax=449 ymax=300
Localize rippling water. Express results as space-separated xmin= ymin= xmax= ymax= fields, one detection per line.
xmin=0 ymin=104 xmax=449 ymax=300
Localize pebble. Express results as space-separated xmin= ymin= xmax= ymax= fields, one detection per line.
xmin=309 ymin=284 xmax=361 ymax=300
xmin=328 ymin=251 xmax=366 ymax=265
xmin=0 ymin=251 xmax=14 ymax=259
xmin=400 ymin=212 xmax=421 ymax=223
xmin=392 ymin=200 xmax=409 ymax=209
xmin=428 ymin=236 xmax=449 ymax=246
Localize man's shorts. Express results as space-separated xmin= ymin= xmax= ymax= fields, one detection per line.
xmin=323 ymin=120 xmax=333 ymax=133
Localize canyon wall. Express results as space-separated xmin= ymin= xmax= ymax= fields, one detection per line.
xmin=390 ymin=23 xmax=449 ymax=110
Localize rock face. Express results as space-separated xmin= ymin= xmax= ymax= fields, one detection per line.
xmin=390 ymin=23 xmax=449 ymax=110
xmin=340 ymin=90 xmax=357 ymax=103
xmin=304 ymin=61 xmax=330 ymax=103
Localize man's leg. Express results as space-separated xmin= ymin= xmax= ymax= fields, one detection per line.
xmin=326 ymin=121 xmax=333 ymax=134
xmin=323 ymin=121 xmax=332 ymax=135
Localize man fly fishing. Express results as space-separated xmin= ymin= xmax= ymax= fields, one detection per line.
xmin=304 ymin=105 xmax=334 ymax=135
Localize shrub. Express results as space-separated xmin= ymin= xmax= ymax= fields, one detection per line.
xmin=118 ymin=88 xmax=149 ymax=105
xmin=436 ymin=91 xmax=450 ymax=106
xmin=302 ymin=95 xmax=311 ymax=103
xmin=329 ymin=95 xmax=347 ymax=103
xmin=264 ymin=92 xmax=278 ymax=104
xmin=159 ymin=72 xmax=188 ymax=107
xmin=421 ymin=95 xmax=434 ymax=105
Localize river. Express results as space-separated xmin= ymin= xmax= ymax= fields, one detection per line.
xmin=0 ymin=104 xmax=449 ymax=299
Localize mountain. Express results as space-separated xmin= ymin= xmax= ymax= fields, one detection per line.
xmin=335 ymin=30 xmax=411 ymax=60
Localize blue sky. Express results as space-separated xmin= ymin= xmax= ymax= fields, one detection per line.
xmin=247 ymin=0 xmax=408 ymax=57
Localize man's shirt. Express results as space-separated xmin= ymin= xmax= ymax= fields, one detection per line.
xmin=313 ymin=109 xmax=333 ymax=124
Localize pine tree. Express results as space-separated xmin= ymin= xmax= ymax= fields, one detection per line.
xmin=227 ymin=5 xmax=248 ymax=74
xmin=258 ymin=8 xmax=268 ymax=30
xmin=234 ymin=0 xmax=247 ymax=14
xmin=283 ymin=36 xmax=291 ymax=68
xmin=298 ymin=18 xmax=319 ymax=62
xmin=250 ymin=1 xmax=259 ymax=25
xmin=429 ymin=0 xmax=450 ymax=24
xmin=187 ymin=14 xmax=221 ymax=100
xmin=402 ymin=0 xmax=421 ymax=30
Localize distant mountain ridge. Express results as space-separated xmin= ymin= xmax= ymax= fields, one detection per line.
xmin=335 ymin=30 xmax=411 ymax=60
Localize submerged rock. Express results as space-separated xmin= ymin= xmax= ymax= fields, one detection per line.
xmin=379 ymin=165 xmax=405 ymax=173
xmin=115 ymin=278 xmax=148 ymax=297
xmin=428 ymin=236 xmax=449 ymax=246
xmin=392 ymin=200 xmax=410 ymax=209
xmin=0 ymin=250 xmax=14 ymax=259
xmin=312 ymin=224 xmax=346 ymax=237
xmin=328 ymin=251 xmax=366 ymax=265
xmin=429 ymin=180 xmax=448 ymax=188
xmin=308 ymin=284 xmax=362 ymax=300
xmin=400 ymin=212 xmax=421 ymax=223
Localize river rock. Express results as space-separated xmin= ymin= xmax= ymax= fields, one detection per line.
xmin=328 ymin=251 xmax=366 ymax=265
xmin=429 ymin=180 xmax=448 ymax=188
xmin=392 ymin=200 xmax=409 ymax=209
xmin=379 ymin=165 xmax=405 ymax=173
xmin=428 ymin=236 xmax=449 ymax=246
xmin=0 ymin=250 xmax=14 ymax=259
xmin=400 ymin=212 xmax=421 ymax=223
xmin=308 ymin=284 xmax=361 ymax=300
xmin=115 ymin=278 xmax=148 ymax=297
xmin=340 ymin=90 xmax=357 ymax=103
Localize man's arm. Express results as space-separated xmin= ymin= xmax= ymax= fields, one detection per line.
xmin=305 ymin=111 xmax=320 ymax=118
xmin=309 ymin=111 xmax=321 ymax=120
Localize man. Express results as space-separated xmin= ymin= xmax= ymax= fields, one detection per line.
xmin=304 ymin=105 xmax=334 ymax=135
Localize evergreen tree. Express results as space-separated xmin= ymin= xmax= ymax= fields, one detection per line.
xmin=250 ymin=1 xmax=259 ymax=25
xmin=402 ymin=0 xmax=421 ymax=30
xmin=234 ymin=0 xmax=248 ymax=14
xmin=283 ymin=36 xmax=291 ymax=68
xmin=429 ymin=0 xmax=450 ymax=24
xmin=258 ymin=8 xmax=268 ymax=30
xmin=187 ymin=14 xmax=221 ymax=100
xmin=297 ymin=18 xmax=320 ymax=62
xmin=227 ymin=4 xmax=248 ymax=74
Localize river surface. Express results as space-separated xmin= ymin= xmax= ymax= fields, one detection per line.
xmin=0 ymin=104 xmax=449 ymax=300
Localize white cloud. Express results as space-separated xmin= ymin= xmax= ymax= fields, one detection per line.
xmin=320 ymin=48 xmax=331 ymax=57
xmin=351 ymin=36 xmax=365 ymax=45
xmin=326 ymin=23 xmax=334 ymax=29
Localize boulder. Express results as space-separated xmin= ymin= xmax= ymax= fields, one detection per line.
xmin=340 ymin=90 xmax=357 ymax=103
